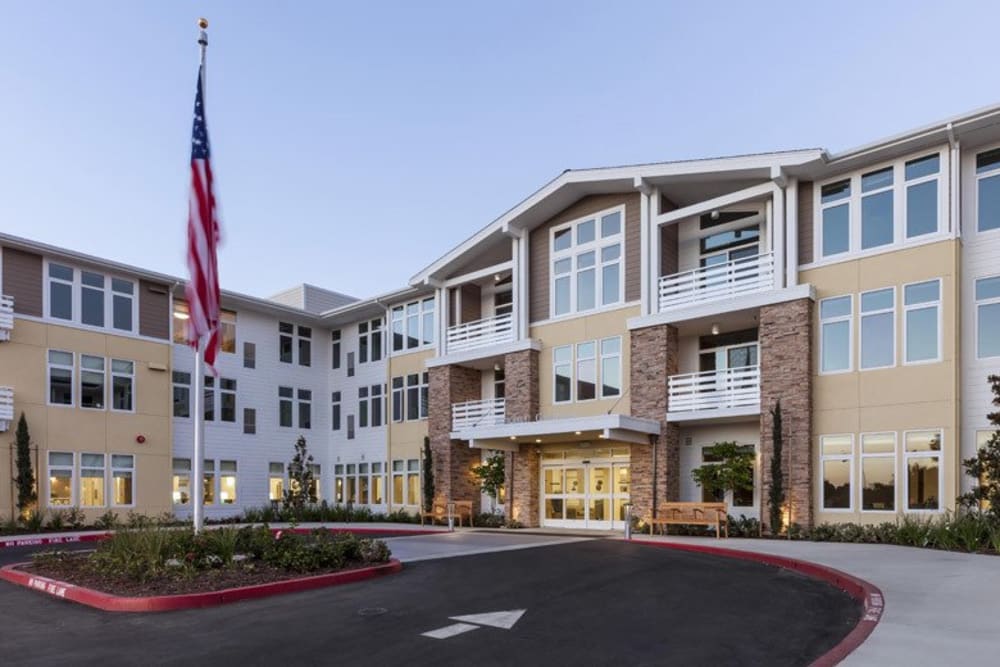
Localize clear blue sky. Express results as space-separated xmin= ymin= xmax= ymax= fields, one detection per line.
xmin=2 ymin=0 xmax=998 ymax=300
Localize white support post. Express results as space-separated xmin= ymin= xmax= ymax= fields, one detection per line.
xmin=786 ymin=178 xmax=799 ymax=288
xmin=518 ymin=230 xmax=529 ymax=340
xmin=436 ymin=286 xmax=447 ymax=356
xmin=510 ymin=235 xmax=520 ymax=341
xmin=772 ymin=186 xmax=785 ymax=290
xmin=639 ymin=187 xmax=651 ymax=316
xmin=650 ymin=187 xmax=662 ymax=311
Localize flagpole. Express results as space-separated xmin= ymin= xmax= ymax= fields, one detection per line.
xmin=191 ymin=18 xmax=209 ymax=534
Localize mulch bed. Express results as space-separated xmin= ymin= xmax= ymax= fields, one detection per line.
xmin=23 ymin=555 xmax=376 ymax=598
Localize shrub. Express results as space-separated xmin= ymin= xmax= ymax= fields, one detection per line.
xmin=727 ymin=515 xmax=761 ymax=538
xmin=46 ymin=510 xmax=66 ymax=531
xmin=475 ymin=512 xmax=506 ymax=528
xmin=95 ymin=511 xmax=120 ymax=530
xmin=22 ymin=510 xmax=45 ymax=532
xmin=66 ymin=506 xmax=86 ymax=530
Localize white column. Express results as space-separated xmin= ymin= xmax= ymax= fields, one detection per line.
xmin=786 ymin=178 xmax=799 ymax=288
xmin=510 ymin=235 xmax=520 ymax=340
xmin=650 ymin=188 xmax=662 ymax=311
xmin=639 ymin=187 xmax=650 ymax=316
xmin=518 ymin=230 xmax=529 ymax=339
xmin=436 ymin=286 xmax=447 ymax=356
xmin=772 ymin=186 xmax=785 ymax=290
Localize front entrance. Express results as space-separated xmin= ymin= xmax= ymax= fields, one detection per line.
xmin=541 ymin=447 xmax=630 ymax=529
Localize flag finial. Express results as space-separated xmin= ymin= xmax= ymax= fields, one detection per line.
xmin=197 ymin=18 xmax=208 ymax=49
xmin=198 ymin=17 xmax=209 ymax=29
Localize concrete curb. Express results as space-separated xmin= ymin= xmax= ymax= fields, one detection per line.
xmin=0 ymin=533 xmax=111 ymax=550
xmin=0 ymin=559 xmax=403 ymax=612
xmin=628 ymin=539 xmax=884 ymax=667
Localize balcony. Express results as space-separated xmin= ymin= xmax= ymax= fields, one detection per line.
xmin=0 ymin=386 xmax=13 ymax=432
xmin=658 ymin=252 xmax=774 ymax=313
xmin=446 ymin=313 xmax=514 ymax=353
xmin=452 ymin=397 xmax=506 ymax=431
xmin=0 ymin=295 xmax=12 ymax=342
xmin=667 ymin=365 xmax=760 ymax=420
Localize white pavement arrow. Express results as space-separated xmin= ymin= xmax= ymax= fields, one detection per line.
xmin=448 ymin=609 xmax=526 ymax=630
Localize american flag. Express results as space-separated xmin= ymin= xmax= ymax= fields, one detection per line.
xmin=185 ymin=65 xmax=222 ymax=373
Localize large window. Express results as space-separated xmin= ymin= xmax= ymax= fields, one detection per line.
xmin=173 ymin=371 xmax=191 ymax=418
xmin=80 ymin=453 xmax=105 ymax=507
xmin=48 ymin=350 xmax=74 ymax=406
xmin=905 ymin=154 xmax=939 ymax=238
xmin=391 ymin=298 xmax=435 ymax=351
xmin=356 ymin=384 xmax=384 ymax=428
xmin=297 ymin=389 xmax=311 ymax=429
xmin=976 ymin=147 xmax=1000 ymax=233
xmin=112 ymin=454 xmax=134 ymax=506
xmin=331 ymin=330 xmax=341 ymax=369
xmin=46 ymin=262 xmax=136 ymax=333
xmin=820 ymin=180 xmax=851 ymax=257
xmin=861 ymin=433 xmax=895 ymax=512
xmin=554 ymin=346 xmax=572 ymax=402
xmin=173 ymin=300 xmax=190 ymax=344
xmin=551 ymin=208 xmax=623 ymax=317
xmin=331 ymin=391 xmax=342 ymax=431
xmin=243 ymin=408 xmax=256 ymax=435
xmin=861 ymin=167 xmax=894 ymax=250
xmin=172 ymin=458 xmax=191 ymax=505
xmin=859 ymin=288 xmax=895 ymax=370
xmin=220 ymin=378 xmax=236 ymax=422
xmin=359 ymin=318 xmax=383 ymax=364
xmin=905 ymin=430 xmax=942 ymax=511
xmin=111 ymin=359 xmax=134 ymax=412
xmin=903 ymin=279 xmax=941 ymax=364
xmin=80 ymin=355 xmax=105 ymax=409
xmin=820 ymin=435 xmax=853 ymax=510
xmin=219 ymin=460 xmax=237 ymax=505
xmin=407 ymin=459 xmax=420 ymax=505
xmin=278 ymin=386 xmax=293 ymax=427
xmin=278 ymin=323 xmax=311 ymax=365
xmin=48 ymin=263 xmax=73 ymax=321
xmin=976 ymin=276 xmax=1000 ymax=359
xmin=819 ymin=296 xmax=852 ymax=373
xmin=220 ymin=310 xmax=236 ymax=354
xmin=269 ymin=463 xmax=285 ymax=502
xmin=553 ymin=337 xmax=622 ymax=403
xmin=399 ymin=373 xmax=428 ymax=421
xmin=48 ymin=452 xmax=74 ymax=507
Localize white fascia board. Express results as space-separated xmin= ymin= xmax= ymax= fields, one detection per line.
xmin=451 ymin=413 xmax=661 ymax=441
xmin=667 ymin=405 xmax=762 ymax=424
xmin=426 ymin=338 xmax=541 ymax=369
xmin=628 ymin=283 xmax=815 ymax=330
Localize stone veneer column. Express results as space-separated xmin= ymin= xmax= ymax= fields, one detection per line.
xmin=428 ymin=364 xmax=482 ymax=512
xmin=504 ymin=349 xmax=541 ymax=526
xmin=629 ymin=324 xmax=679 ymax=522
xmin=759 ymin=298 xmax=814 ymax=531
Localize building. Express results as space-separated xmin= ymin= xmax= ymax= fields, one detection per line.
xmin=2 ymin=104 xmax=999 ymax=529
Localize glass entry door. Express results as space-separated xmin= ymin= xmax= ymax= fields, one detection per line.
xmin=543 ymin=460 xmax=629 ymax=529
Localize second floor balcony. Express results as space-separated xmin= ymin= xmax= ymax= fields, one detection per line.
xmin=0 ymin=295 xmax=12 ymax=342
xmin=667 ymin=365 xmax=760 ymax=421
xmin=0 ymin=386 xmax=13 ymax=432
xmin=446 ymin=312 xmax=514 ymax=353
xmin=452 ymin=397 xmax=506 ymax=431
xmin=658 ymin=252 xmax=774 ymax=313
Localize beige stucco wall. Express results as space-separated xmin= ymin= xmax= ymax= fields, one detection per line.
xmin=802 ymin=240 xmax=961 ymax=524
xmin=531 ymin=304 xmax=638 ymax=419
xmin=0 ymin=319 xmax=173 ymax=520
xmin=387 ymin=349 xmax=431 ymax=507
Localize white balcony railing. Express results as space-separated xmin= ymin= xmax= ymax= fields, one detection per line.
xmin=0 ymin=295 xmax=13 ymax=342
xmin=668 ymin=365 xmax=760 ymax=415
xmin=446 ymin=312 xmax=514 ymax=353
xmin=658 ymin=252 xmax=774 ymax=312
xmin=0 ymin=386 xmax=13 ymax=432
xmin=452 ymin=397 xmax=506 ymax=431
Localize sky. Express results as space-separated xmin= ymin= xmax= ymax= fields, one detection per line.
xmin=3 ymin=0 xmax=1000 ymax=301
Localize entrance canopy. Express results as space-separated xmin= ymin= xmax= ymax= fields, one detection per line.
xmin=454 ymin=413 xmax=661 ymax=452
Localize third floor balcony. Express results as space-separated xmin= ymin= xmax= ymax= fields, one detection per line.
xmin=446 ymin=312 xmax=514 ymax=353
xmin=658 ymin=252 xmax=774 ymax=314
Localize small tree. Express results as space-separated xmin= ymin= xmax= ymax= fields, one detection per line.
xmin=422 ymin=436 xmax=435 ymax=513
xmin=472 ymin=452 xmax=506 ymax=513
xmin=283 ymin=435 xmax=315 ymax=516
xmin=768 ymin=401 xmax=785 ymax=534
xmin=13 ymin=413 xmax=36 ymax=520
xmin=691 ymin=441 xmax=754 ymax=503
xmin=960 ymin=375 xmax=1000 ymax=519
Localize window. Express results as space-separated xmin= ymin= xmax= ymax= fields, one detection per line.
xmin=976 ymin=276 xmax=1000 ymax=359
xmin=220 ymin=310 xmax=236 ymax=354
xmin=172 ymin=458 xmax=191 ymax=505
xmin=111 ymin=360 xmax=134 ymax=412
xmin=551 ymin=208 xmax=623 ymax=317
xmin=820 ymin=296 xmax=852 ymax=373
xmin=392 ymin=377 xmax=404 ymax=422
xmin=112 ymin=278 xmax=134 ymax=332
xmin=359 ymin=318 xmax=383 ymax=363
xmin=173 ymin=371 xmax=191 ymax=418
xmin=699 ymin=224 xmax=760 ymax=267
xmin=298 ymin=326 xmax=312 ymax=366
xmin=861 ymin=167 xmax=894 ymax=250
xmin=420 ymin=372 xmax=429 ymax=419
xmin=243 ymin=341 xmax=256 ymax=369
xmin=820 ymin=180 xmax=851 ymax=257
xmin=220 ymin=378 xmax=236 ymax=422
xmin=976 ymin=147 xmax=1000 ymax=233
xmin=576 ymin=342 xmax=596 ymax=401
xmin=905 ymin=430 xmax=942 ymax=511
xmin=48 ymin=263 xmax=73 ymax=320
xmin=359 ymin=384 xmax=383 ymax=428
xmin=81 ymin=270 xmax=105 ymax=327
xmin=112 ymin=454 xmax=134 ymax=506
xmin=80 ymin=453 xmax=105 ymax=507
xmin=903 ymin=279 xmax=941 ymax=364
xmin=371 ymin=462 xmax=384 ymax=504
xmin=279 ymin=322 xmax=294 ymax=363
xmin=905 ymin=154 xmax=939 ymax=238
xmin=331 ymin=330 xmax=341 ymax=369
xmin=298 ymin=389 xmax=311 ymax=429
xmin=358 ymin=386 xmax=369 ymax=428
xmin=407 ymin=459 xmax=421 ymax=505
xmin=392 ymin=460 xmax=404 ymax=505
xmin=202 ymin=459 xmax=215 ymax=505
xmin=243 ymin=407 xmax=256 ymax=434
xmin=331 ymin=391 xmax=341 ymax=430
xmin=391 ymin=298 xmax=436 ymax=351
xmin=859 ymin=288 xmax=895 ymax=370
xmin=173 ymin=300 xmax=190 ymax=344
xmin=48 ymin=350 xmax=74 ymax=406
xmin=269 ymin=462 xmax=284 ymax=502
xmin=600 ymin=337 xmax=622 ymax=398
xmin=347 ymin=414 xmax=355 ymax=440
xmin=554 ymin=346 xmax=572 ymax=403
xmin=48 ymin=452 xmax=74 ymax=506
xmin=204 ymin=376 xmax=215 ymax=421
xmin=554 ymin=337 xmax=623 ymax=403
xmin=372 ymin=384 xmax=384 ymax=427
xmin=345 ymin=464 xmax=357 ymax=503
xmin=359 ymin=463 xmax=370 ymax=504
xmin=861 ymin=433 xmax=895 ymax=511
xmin=278 ymin=386 xmax=293 ymax=427
xmin=406 ymin=374 xmax=420 ymax=420
xmin=821 ymin=435 xmax=853 ymax=510
xmin=219 ymin=460 xmax=237 ymax=504
xmin=347 ymin=351 xmax=355 ymax=377
xmin=308 ymin=464 xmax=321 ymax=501
xmin=80 ymin=355 xmax=105 ymax=409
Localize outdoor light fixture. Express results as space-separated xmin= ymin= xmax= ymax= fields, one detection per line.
xmin=535 ymin=438 xmax=542 ymax=443
xmin=710 ymin=209 xmax=720 ymax=220
xmin=574 ymin=431 xmax=582 ymax=435
xmin=493 ymin=362 xmax=501 ymax=372
xmin=494 ymin=273 xmax=502 ymax=282
xmin=711 ymin=323 xmax=720 ymax=335
xmin=509 ymin=436 xmax=517 ymax=440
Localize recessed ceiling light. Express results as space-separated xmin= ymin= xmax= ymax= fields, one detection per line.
xmin=509 ymin=436 xmax=517 ymax=441
xmin=574 ymin=431 xmax=582 ymax=435
xmin=535 ymin=438 xmax=542 ymax=443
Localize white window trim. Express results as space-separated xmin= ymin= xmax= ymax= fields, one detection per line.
xmin=42 ymin=260 xmax=139 ymax=335
xmin=819 ymin=295 xmax=853 ymax=375
xmin=599 ymin=336 xmax=623 ymax=399
xmin=47 ymin=349 xmax=75 ymax=408
xmin=903 ymin=155 xmax=942 ymax=240
xmin=903 ymin=429 xmax=944 ymax=513
xmin=553 ymin=344 xmax=574 ymax=404
xmin=859 ymin=432 xmax=897 ymax=514
xmin=858 ymin=286 xmax=896 ymax=371
xmin=110 ymin=454 xmax=136 ymax=508
xmin=859 ymin=165 xmax=895 ymax=252
xmin=172 ymin=371 xmax=191 ymax=419
xmin=47 ymin=451 xmax=76 ymax=508
xmin=819 ymin=434 xmax=855 ymax=513
xmin=974 ymin=145 xmax=1000 ymax=236
xmin=79 ymin=354 xmax=107 ymax=411
xmin=110 ymin=359 xmax=135 ymax=413
xmin=975 ymin=274 xmax=1000 ymax=360
xmin=549 ymin=205 xmax=625 ymax=318
xmin=79 ymin=452 xmax=106 ymax=508
xmin=902 ymin=278 xmax=943 ymax=366
xmin=390 ymin=297 xmax=436 ymax=354
xmin=218 ymin=460 xmax=238 ymax=506
xmin=575 ymin=341 xmax=597 ymax=403
xmin=552 ymin=337 xmax=622 ymax=405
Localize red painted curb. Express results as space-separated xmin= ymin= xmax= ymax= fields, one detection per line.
xmin=0 ymin=559 xmax=402 ymax=612
xmin=629 ymin=540 xmax=883 ymax=667
xmin=0 ymin=533 xmax=111 ymax=550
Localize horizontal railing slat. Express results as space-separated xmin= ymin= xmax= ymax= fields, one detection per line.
xmin=668 ymin=365 xmax=760 ymax=413
xmin=658 ymin=253 xmax=774 ymax=312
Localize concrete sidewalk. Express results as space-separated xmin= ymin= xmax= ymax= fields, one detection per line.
xmin=625 ymin=534 xmax=1000 ymax=665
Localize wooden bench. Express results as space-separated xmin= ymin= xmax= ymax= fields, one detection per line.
xmin=645 ymin=502 xmax=728 ymax=538
xmin=420 ymin=500 xmax=474 ymax=527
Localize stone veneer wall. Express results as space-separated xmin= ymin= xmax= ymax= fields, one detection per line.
xmin=629 ymin=324 xmax=679 ymax=522
xmin=428 ymin=364 xmax=482 ymax=512
xmin=759 ymin=298 xmax=814 ymax=531
xmin=504 ymin=349 xmax=541 ymax=526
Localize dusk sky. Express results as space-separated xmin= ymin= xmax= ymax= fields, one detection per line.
xmin=3 ymin=0 xmax=999 ymax=300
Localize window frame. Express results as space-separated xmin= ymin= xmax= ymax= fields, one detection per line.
xmin=243 ymin=407 xmax=256 ymax=434
xmin=110 ymin=359 xmax=135 ymax=413
xmin=79 ymin=354 xmax=106 ymax=410
xmin=903 ymin=429 xmax=944 ymax=513
xmin=79 ymin=452 xmax=106 ymax=508
xmin=172 ymin=370 xmax=191 ymax=418
xmin=860 ymin=166 xmax=895 ymax=251
xmin=819 ymin=434 xmax=855 ymax=512
xmin=859 ymin=432 xmax=897 ymax=513
xmin=858 ymin=286 xmax=896 ymax=371
xmin=390 ymin=298 xmax=436 ymax=353
xmin=975 ymin=274 xmax=1000 ymax=360
xmin=331 ymin=330 xmax=341 ymax=369
xmin=47 ymin=349 xmax=75 ymax=407
xmin=47 ymin=451 xmax=76 ymax=508
xmin=819 ymin=295 xmax=853 ymax=375
xmin=111 ymin=454 xmax=135 ymax=508
xmin=42 ymin=260 xmax=139 ymax=334
xmin=975 ymin=146 xmax=1000 ymax=235
xmin=903 ymin=154 xmax=941 ymax=239
xmin=331 ymin=391 xmax=342 ymax=431
xmin=902 ymin=278 xmax=942 ymax=365
xmin=548 ymin=205 xmax=625 ymax=319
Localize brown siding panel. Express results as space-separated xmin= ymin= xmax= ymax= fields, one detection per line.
xmin=139 ymin=280 xmax=170 ymax=340
xmin=459 ymin=283 xmax=481 ymax=324
xmin=798 ymin=181 xmax=814 ymax=266
xmin=528 ymin=193 xmax=639 ymax=323
xmin=2 ymin=247 xmax=43 ymax=317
